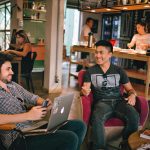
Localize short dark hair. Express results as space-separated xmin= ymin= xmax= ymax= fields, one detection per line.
xmin=136 ymin=21 xmax=146 ymax=27
xmin=95 ymin=40 xmax=113 ymax=53
xmin=0 ymin=53 xmax=13 ymax=71
xmin=86 ymin=17 xmax=93 ymax=24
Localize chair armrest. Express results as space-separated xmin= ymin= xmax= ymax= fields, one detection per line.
xmin=135 ymin=96 xmax=149 ymax=126
xmin=0 ymin=124 xmax=16 ymax=130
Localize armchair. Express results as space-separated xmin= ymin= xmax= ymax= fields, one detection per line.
xmin=78 ymin=70 xmax=149 ymax=142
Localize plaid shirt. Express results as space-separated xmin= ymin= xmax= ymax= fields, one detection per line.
xmin=0 ymin=81 xmax=39 ymax=149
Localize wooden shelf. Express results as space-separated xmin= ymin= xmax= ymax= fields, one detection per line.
xmin=82 ymin=3 xmax=150 ymax=13
xmin=23 ymin=17 xmax=46 ymax=22
xmin=24 ymin=8 xmax=46 ymax=13
xmin=113 ymin=3 xmax=150 ymax=11
xmin=125 ymin=69 xmax=146 ymax=80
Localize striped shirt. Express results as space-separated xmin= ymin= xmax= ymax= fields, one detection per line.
xmin=0 ymin=81 xmax=39 ymax=149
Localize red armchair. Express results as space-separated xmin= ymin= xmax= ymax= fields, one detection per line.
xmin=78 ymin=70 xmax=149 ymax=141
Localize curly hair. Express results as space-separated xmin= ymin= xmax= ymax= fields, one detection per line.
xmin=0 ymin=53 xmax=13 ymax=71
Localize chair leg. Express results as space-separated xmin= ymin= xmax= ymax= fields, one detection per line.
xmin=25 ymin=77 xmax=30 ymax=91
xmin=42 ymin=70 xmax=44 ymax=87
xmin=29 ymin=75 xmax=35 ymax=93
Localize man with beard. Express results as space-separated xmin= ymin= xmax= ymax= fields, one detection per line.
xmin=0 ymin=53 xmax=86 ymax=150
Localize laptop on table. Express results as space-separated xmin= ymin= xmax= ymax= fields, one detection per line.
xmin=21 ymin=93 xmax=74 ymax=136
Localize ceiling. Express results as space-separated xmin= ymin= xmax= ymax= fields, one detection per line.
xmin=66 ymin=0 xmax=122 ymax=11
xmin=66 ymin=0 xmax=150 ymax=13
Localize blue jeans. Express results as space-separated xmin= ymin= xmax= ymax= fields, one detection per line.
xmin=91 ymin=100 xmax=139 ymax=150
xmin=10 ymin=120 xmax=87 ymax=150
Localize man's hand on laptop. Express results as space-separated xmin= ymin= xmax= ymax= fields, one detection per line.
xmin=27 ymin=106 xmax=47 ymax=121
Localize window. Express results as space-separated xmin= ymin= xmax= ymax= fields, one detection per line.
xmin=64 ymin=8 xmax=80 ymax=56
xmin=0 ymin=2 xmax=11 ymax=50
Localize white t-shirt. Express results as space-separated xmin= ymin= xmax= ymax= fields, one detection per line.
xmin=80 ymin=24 xmax=91 ymax=42
xmin=131 ymin=33 xmax=150 ymax=50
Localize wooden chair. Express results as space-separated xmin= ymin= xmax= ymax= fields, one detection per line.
xmin=21 ymin=52 xmax=37 ymax=93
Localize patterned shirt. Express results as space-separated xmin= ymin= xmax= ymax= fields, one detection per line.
xmin=0 ymin=81 xmax=39 ymax=149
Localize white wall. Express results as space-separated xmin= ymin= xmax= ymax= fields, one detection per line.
xmin=80 ymin=12 xmax=102 ymax=41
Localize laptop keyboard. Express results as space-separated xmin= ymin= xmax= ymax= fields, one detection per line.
xmin=21 ymin=121 xmax=48 ymax=132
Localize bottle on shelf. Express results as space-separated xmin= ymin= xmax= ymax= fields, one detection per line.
xmin=88 ymin=32 xmax=93 ymax=48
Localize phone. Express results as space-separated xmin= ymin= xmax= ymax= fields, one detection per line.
xmin=42 ymin=100 xmax=49 ymax=107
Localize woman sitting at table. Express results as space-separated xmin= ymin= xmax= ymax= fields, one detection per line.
xmin=6 ymin=30 xmax=32 ymax=81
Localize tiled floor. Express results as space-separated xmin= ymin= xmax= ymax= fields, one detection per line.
xmin=22 ymin=62 xmax=150 ymax=150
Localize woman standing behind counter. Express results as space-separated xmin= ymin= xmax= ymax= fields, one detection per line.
xmin=127 ymin=21 xmax=150 ymax=51
xmin=6 ymin=30 xmax=32 ymax=81
xmin=127 ymin=21 xmax=150 ymax=70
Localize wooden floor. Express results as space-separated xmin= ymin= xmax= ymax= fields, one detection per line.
xmin=21 ymin=61 xmax=150 ymax=150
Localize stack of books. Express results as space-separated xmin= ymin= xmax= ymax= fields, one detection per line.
xmin=140 ymin=129 xmax=150 ymax=140
xmin=137 ymin=144 xmax=150 ymax=150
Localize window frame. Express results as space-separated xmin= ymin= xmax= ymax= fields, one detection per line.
xmin=0 ymin=1 xmax=11 ymax=49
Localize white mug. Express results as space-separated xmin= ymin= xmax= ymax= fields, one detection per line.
xmin=122 ymin=0 xmax=128 ymax=5
xmin=136 ymin=0 xmax=141 ymax=3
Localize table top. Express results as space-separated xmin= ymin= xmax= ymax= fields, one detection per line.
xmin=0 ymin=51 xmax=22 ymax=61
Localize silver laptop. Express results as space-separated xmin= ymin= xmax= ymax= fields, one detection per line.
xmin=21 ymin=93 xmax=74 ymax=135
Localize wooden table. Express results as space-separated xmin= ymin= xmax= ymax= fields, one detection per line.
xmin=69 ymin=46 xmax=150 ymax=99
xmin=128 ymin=131 xmax=150 ymax=150
xmin=0 ymin=124 xmax=16 ymax=130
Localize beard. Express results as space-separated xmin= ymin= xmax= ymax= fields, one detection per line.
xmin=1 ymin=76 xmax=12 ymax=83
